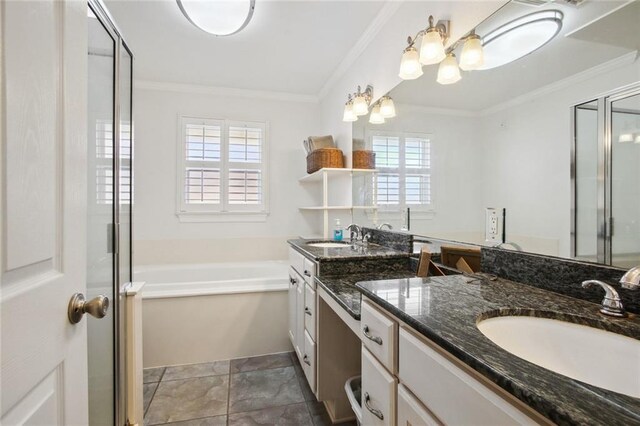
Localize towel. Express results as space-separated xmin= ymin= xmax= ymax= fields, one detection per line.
xmin=308 ymin=135 xmax=335 ymax=151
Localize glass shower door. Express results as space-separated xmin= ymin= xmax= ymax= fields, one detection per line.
xmin=609 ymin=91 xmax=640 ymax=268
xmin=87 ymin=5 xmax=116 ymax=425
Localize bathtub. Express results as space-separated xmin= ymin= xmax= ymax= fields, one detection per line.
xmin=135 ymin=260 xmax=289 ymax=299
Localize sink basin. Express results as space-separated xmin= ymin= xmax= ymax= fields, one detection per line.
xmin=307 ymin=241 xmax=350 ymax=248
xmin=477 ymin=315 xmax=640 ymax=398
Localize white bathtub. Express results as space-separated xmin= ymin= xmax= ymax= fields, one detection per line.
xmin=135 ymin=260 xmax=289 ymax=299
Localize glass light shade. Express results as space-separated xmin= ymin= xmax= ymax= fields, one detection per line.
xmin=380 ymin=97 xmax=396 ymax=118
xmin=369 ymin=104 xmax=385 ymax=124
xmin=459 ymin=35 xmax=484 ymax=71
xmin=618 ymin=133 xmax=633 ymax=143
xmin=479 ymin=10 xmax=563 ymax=70
xmin=437 ymin=53 xmax=462 ymax=85
xmin=177 ymin=0 xmax=255 ymax=36
xmin=343 ymin=102 xmax=357 ymax=122
xmin=419 ymin=29 xmax=446 ymax=65
xmin=635 ymin=134 xmax=640 ymax=144
xmin=353 ymin=95 xmax=369 ymax=116
xmin=399 ymin=47 xmax=423 ymax=80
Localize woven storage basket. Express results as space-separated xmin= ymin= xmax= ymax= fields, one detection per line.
xmin=353 ymin=150 xmax=376 ymax=169
xmin=307 ymin=148 xmax=344 ymax=174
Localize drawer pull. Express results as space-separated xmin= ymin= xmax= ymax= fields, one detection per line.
xmin=304 ymin=270 xmax=311 ymax=277
xmin=363 ymin=325 xmax=383 ymax=345
xmin=303 ymin=355 xmax=311 ymax=366
xmin=364 ymin=392 xmax=384 ymax=420
xmin=304 ymin=307 xmax=312 ymax=316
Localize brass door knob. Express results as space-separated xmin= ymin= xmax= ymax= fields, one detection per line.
xmin=68 ymin=293 xmax=110 ymax=324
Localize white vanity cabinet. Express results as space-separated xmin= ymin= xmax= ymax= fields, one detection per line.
xmin=360 ymin=297 xmax=546 ymax=426
xmin=289 ymin=246 xmax=318 ymax=394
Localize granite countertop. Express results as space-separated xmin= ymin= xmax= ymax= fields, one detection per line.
xmin=314 ymin=270 xmax=417 ymax=320
xmin=356 ymin=275 xmax=640 ymax=425
xmin=288 ymin=239 xmax=410 ymax=262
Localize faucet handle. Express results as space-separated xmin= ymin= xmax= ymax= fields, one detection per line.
xmin=620 ymin=266 xmax=640 ymax=290
xmin=581 ymin=280 xmax=626 ymax=317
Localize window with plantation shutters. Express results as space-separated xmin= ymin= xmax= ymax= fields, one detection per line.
xmin=178 ymin=117 xmax=268 ymax=220
xmin=371 ymin=132 xmax=432 ymax=211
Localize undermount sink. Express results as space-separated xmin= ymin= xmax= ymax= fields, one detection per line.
xmin=307 ymin=241 xmax=351 ymax=248
xmin=477 ymin=315 xmax=640 ymax=398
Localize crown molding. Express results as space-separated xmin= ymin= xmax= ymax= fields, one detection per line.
xmin=317 ymin=1 xmax=403 ymax=100
xmin=134 ymin=80 xmax=319 ymax=104
xmin=480 ymin=51 xmax=639 ymax=116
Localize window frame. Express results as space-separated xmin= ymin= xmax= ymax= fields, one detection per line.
xmin=176 ymin=116 xmax=269 ymax=222
xmin=368 ymin=130 xmax=435 ymax=214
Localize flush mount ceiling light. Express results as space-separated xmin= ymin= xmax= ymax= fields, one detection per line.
xmin=479 ymin=10 xmax=563 ymax=70
xmin=177 ymin=0 xmax=255 ymax=36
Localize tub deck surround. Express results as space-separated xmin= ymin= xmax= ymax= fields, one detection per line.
xmin=287 ymin=239 xmax=410 ymax=262
xmin=356 ymin=275 xmax=640 ymax=425
xmin=481 ymin=247 xmax=640 ymax=314
xmin=314 ymin=270 xmax=418 ymax=320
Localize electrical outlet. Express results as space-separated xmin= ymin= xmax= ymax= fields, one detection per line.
xmin=485 ymin=208 xmax=503 ymax=243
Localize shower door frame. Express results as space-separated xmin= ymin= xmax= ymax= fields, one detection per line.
xmin=571 ymin=82 xmax=640 ymax=265
xmin=88 ymin=0 xmax=134 ymax=424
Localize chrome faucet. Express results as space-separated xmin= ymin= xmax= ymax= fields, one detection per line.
xmin=346 ymin=224 xmax=361 ymax=243
xmin=620 ymin=266 xmax=640 ymax=290
xmin=581 ymin=280 xmax=626 ymax=317
xmin=377 ymin=223 xmax=393 ymax=230
xmin=362 ymin=232 xmax=372 ymax=246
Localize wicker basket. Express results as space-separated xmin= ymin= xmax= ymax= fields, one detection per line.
xmin=353 ymin=150 xmax=376 ymax=169
xmin=307 ymin=148 xmax=344 ymax=174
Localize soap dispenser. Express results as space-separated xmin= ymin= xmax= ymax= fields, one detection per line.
xmin=333 ymin=219 xmax=343 ymax=241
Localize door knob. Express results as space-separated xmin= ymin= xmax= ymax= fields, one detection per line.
xmin=68 ymin=293 xmax=109 ymax=324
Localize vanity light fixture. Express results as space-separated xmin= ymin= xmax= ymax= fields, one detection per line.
xmin=177 ymin=0 xmax=255 ymax=36
xmin=369 ymin=103 xmax=385 ymax=124
xmin=380 ymin=96 xmax=396 ymax=118
xmin=479 ymin=10 xmax=563 ymax=70
xmin=342 ymin=85 xmax=374 ymax=122
xmin=437 ymin=52 xmax=462 ymax=85
xmin=343 ymin=95 xmax=357 ymax=122
xmin=399 ymin=45 xmax=424 ymax=80
xmin=399 ymin=15 xmax=449 ymax=80
xmin=459 ymin=32 xmax=484 ymax=71
xmin=635 ymin=135 xmax=640 ymax=144
xmin=618 ymin=133 xmax=634 ymax=143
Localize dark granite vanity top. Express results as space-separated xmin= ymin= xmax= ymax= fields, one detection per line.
xmin=314 ymin=270 xmax=417 ymax=320
xmin=288 ymin=239 xmax=410 ymax=261
xmin=356 ymin=275 xmax=640 ymax=425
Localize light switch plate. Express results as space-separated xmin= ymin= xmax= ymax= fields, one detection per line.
xmin=485 ymin=208 xmax=504 ymax=243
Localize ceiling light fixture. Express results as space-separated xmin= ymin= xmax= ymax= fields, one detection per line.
xmin=479 ymin=10 xmax=563 ymax=70
xmin=177 ymin=0 xmax=256 ymax=36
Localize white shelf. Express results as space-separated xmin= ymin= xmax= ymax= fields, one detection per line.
xmin=299 ymin=168 xmax=377 ymax=183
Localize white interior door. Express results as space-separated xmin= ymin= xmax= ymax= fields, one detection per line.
xmin=1 ymin=1 xmax=90 ymax=424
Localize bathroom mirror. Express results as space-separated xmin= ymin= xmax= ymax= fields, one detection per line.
xmin=352 ymin=0 xmax=640 ymax=267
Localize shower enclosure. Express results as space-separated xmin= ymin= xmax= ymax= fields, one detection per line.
xmin=572 ymin=84 xmax=640 ymax=268
xmin=87 ymin=1 xmax=133 ymax=424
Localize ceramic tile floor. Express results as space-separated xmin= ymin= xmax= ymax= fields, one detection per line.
xmin=143 ymin=352 xmax=357 ymax=426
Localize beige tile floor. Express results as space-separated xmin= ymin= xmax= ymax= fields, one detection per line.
xmin=143 ymin=352 xmax=357 ymax=426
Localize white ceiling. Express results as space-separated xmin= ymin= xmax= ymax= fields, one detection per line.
xmin=105 ymin=0 xmax=387 ymax=96
xmin=390 ymin=0 xmax=638 ymax=112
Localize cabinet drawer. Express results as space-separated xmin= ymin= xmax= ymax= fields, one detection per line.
xmin=362 ymin=347 xmax=397 ymax=426
xmin=302 ymin=258 xmax=316 ymax=288
xmin=302 ymin=330 xmax=316 ymax=393
xmin=361 ymin=300 xmax=397 ymax=374
xmin=304 ymin=284 xmax=316 ymax=341
xmin=398 ymin=328 xmax=536 ymax=426
xmin=289 ymin=247 xmax=306 ymax=276
xmin=397 ymin=384 xmax=441 ymax=426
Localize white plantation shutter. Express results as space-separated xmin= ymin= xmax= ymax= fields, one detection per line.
xmin=95 ymin=119 xmax=131 ymax=205
xmin=178 ymin=117 xmax=267 ymax=217
xmin=371 ymin=132 xmax=432 ymax=210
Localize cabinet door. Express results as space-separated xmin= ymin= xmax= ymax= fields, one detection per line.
xmin=296 ymin=274 xmax=305 ymax=358
xmin=302 ymin=330 xmax=316 ymax=393
xmin=288 ymin=267 xmax=298 ymax=348
xmin=304 ymin=284 xmax=316 ymax=341
xmin=397 ymin=384 xmax=441 ymax=426
xmin=362 ymin=347 xmax=397 ymax=426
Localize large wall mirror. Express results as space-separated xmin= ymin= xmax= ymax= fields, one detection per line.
xmin=352 ymin=0 xmax=640 ymax=268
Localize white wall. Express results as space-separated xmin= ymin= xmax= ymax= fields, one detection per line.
xmin=133 ymin=86 xmax=321 ymax=264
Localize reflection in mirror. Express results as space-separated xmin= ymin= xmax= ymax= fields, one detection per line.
xmin=352 ymin=0 xmax=640 ymax=267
